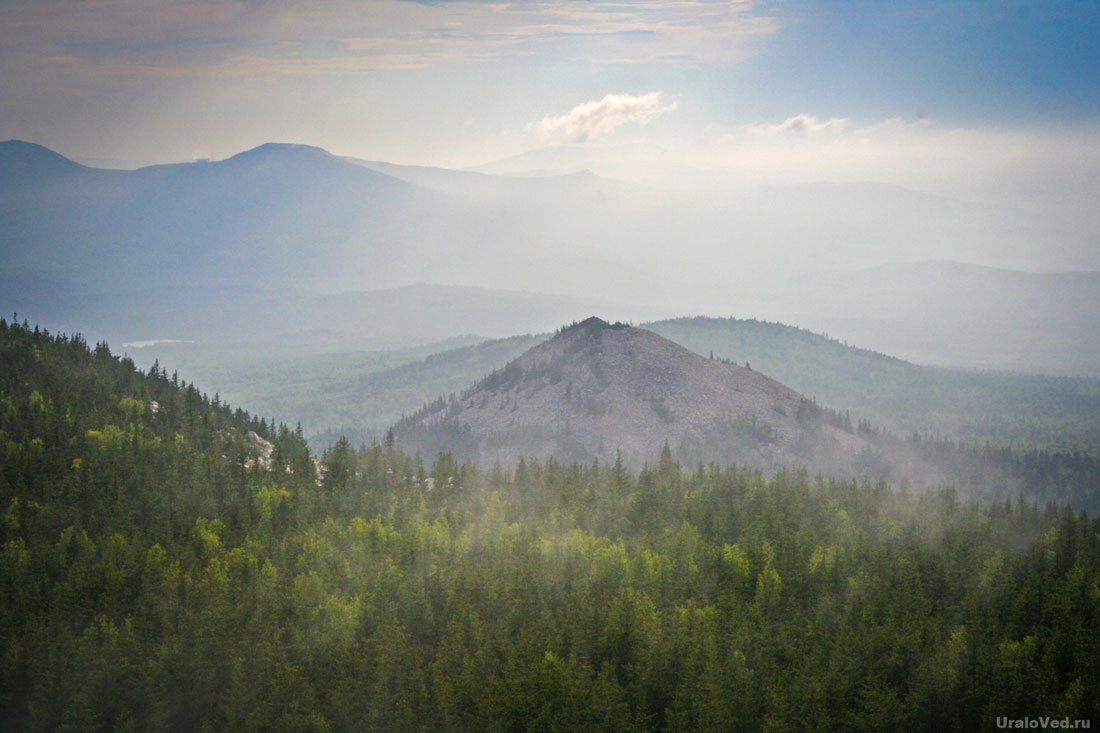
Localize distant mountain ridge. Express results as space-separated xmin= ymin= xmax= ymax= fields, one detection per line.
xmin=0 ymin=139 xmax=668 ymax=351
xmin=0 ymin=138 xmax=451 ymax=297
xmin=4 ymin=139 xmax=1098 ymax=375
xmin=0 ymin=139 xmax=85 ymax=180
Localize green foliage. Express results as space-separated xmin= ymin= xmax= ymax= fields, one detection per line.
xmin=135 ymin=335 xmax=541 ymax=447
xmin=1 ymin=319 xmax=1099 ymax=731
xmin=648 ymin=316 xmax=1100 ymax=456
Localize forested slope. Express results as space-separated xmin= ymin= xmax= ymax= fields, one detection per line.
xmin=646 ymin=316 xmax=1100 ymax=454
xmin=1 ymin=319 xmax=1097 ymax=731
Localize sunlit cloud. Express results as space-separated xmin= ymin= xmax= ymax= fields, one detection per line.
xmin=533 ymin=92 xmax=676 ymax=144
xmin=747 ymin=114 xmax=851 ymax=137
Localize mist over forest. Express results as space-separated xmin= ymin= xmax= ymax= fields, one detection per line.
xmin=2 ymin=0 xmax=1099 ymax=730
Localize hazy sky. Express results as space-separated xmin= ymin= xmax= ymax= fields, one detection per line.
xmin=1 ymin=0 xmax=1097 ymax=186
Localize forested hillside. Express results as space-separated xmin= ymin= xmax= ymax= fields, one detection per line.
xmin=2 ymin=319 xmax=1098 ymax=730
xmin=126 ymin=333 xmax=541 ymax=447
xmin=646 ymin=317 xmax=1100 ymax=455
xmin=127 ymin=331 xmax=536 ymax=446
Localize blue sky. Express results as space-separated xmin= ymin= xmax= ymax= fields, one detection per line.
xmin=744 ymin=1 xmax=1099 ymax=124
xmin=0 ymin=0 xmax=1095 ymax=168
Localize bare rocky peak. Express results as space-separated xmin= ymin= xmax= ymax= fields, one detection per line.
xmin=397 ymin=317 xmax=870 ymax=467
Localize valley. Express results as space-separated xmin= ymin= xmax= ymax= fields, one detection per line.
xmin=118 ymin=314 xmax=1100 ymax=460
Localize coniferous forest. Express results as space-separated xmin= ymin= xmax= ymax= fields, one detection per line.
xmin=2 ymin=319 xmax=1098 ymax=731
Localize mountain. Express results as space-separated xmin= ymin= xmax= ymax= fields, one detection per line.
xmin=394 ymin=317 xmax=869 ymax=467
xmin=0 ymin=139 xmax=640 ymax=309
xmin=0 ymin=139 xmax=84 ymax=180
xmin=0 ymin=140 xmax=473 ymax=299
xmin=5 ymin=140 xmax=1096 ymax=375
xmin=0 ymin=140 xmax=668 ymax=352
xmin=345 ymin=156 xmax=609 ymax=204
xmin=387 ymin=317 xmax=1100 ymax=506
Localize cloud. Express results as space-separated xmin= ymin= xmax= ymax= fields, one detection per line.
xmin=747 ymin=114 xmax=850 ymax=137
xmin=744 ymin=113 xmax=937 ymax=140
xmin=534 ymin=92 xmax=676 ymax=144
xmin=0 ymin=0 xmax=778 ymax=81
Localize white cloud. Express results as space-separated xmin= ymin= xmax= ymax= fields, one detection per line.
xmin=744 ymin=113 xmax=936 ymax=140
xmin=747 ymin=113 xmax=850 ymax=137
xmin=533 ymin=92 xmax=677 ymax=144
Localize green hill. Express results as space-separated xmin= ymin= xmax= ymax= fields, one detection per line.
xmin=191 ymin=333 xmax=544 ymax=446
xmin=645 ymin=317 xmax=1100 ymax=455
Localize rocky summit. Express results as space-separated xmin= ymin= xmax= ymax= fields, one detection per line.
xmin=394 ymin=317 xmax=871 ymax=467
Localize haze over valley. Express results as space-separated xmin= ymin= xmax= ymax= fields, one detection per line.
xmin=2 ymin=1 xmax=1098 ymax=729
xmin=3 ymin=139 xmax=1098 ymax=376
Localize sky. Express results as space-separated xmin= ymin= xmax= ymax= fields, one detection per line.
xmin=0 ymin=0 xmax=1097 ymax=198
